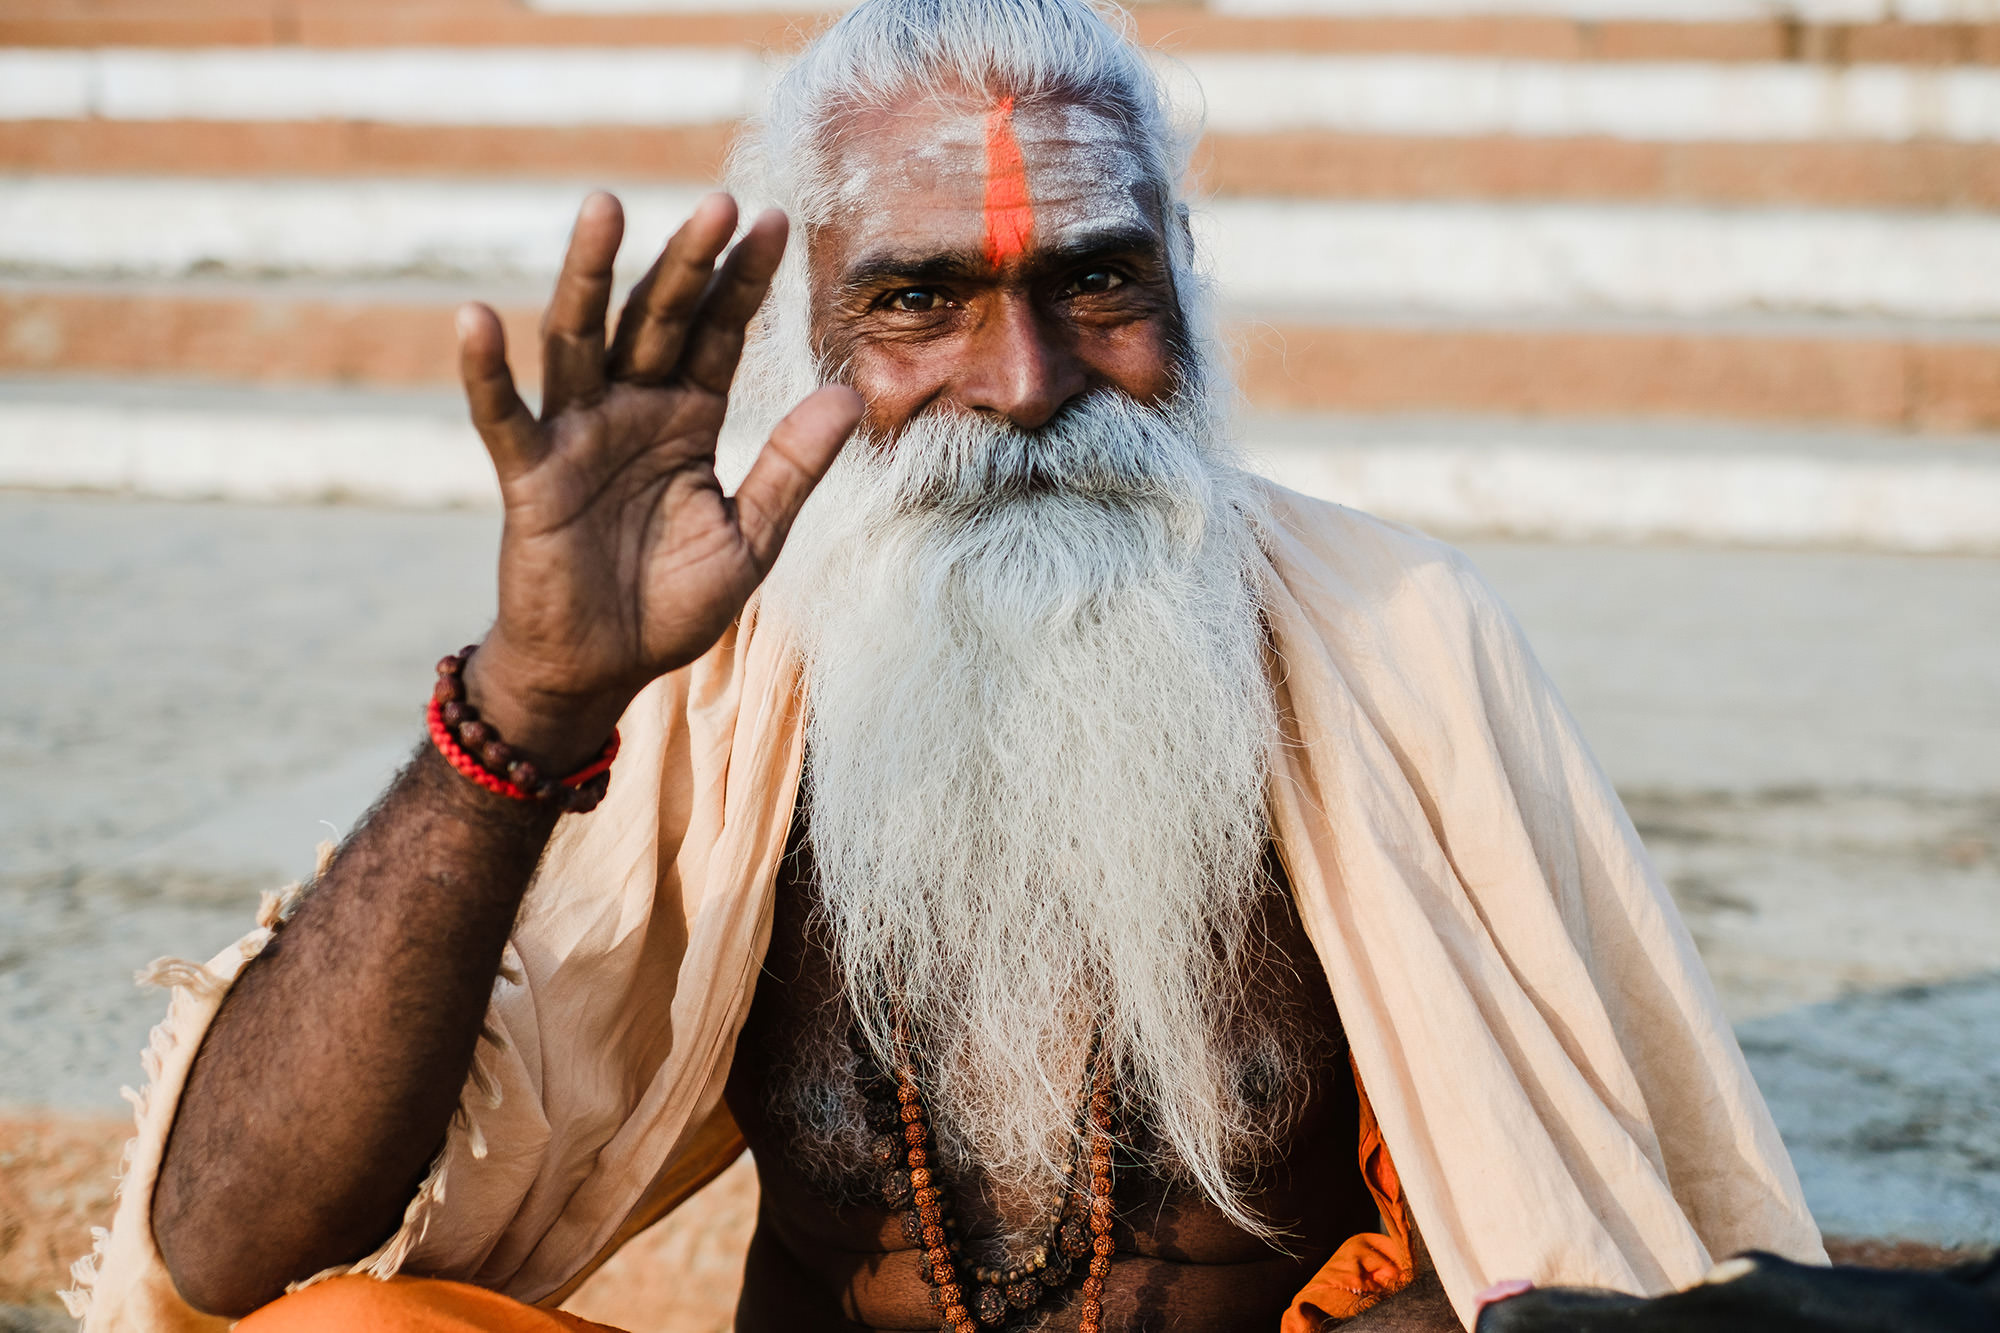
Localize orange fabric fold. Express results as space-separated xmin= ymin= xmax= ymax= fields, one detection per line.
xmin=237 ymin=1276 xmax=623 ymax=1333
xmin=1282 ymin=1060 xmax=1416 ymax=1330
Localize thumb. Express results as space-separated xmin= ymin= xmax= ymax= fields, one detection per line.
xmin=732 ymin=386 xmax=866 ymax=570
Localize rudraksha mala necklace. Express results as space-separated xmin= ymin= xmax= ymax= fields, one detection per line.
xmin=427 ymin=647 xmax=620 ymax=813
xmin=853 ymin=1020 xmax=1119 ymax=1332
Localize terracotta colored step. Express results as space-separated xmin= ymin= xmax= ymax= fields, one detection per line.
xmin=0 ymin=1 xmax=811 ymax=51
xmin=6 ymin=285 xmax=1997 ymax=430
xmin=0 ymin=120 xmax=739 ymax=183
xmin=0 ymin=1112 xmax=127 ymax=1313
xmin=1237 ymin=320 xmax=2000 ymax=432
xmin=1197 ymin=133 xmax=2000 ymax=210
xmin=2 ymin=0 xmax=1999 ymax=63
xmin=8 ymin=122 xmax=1999 ymax=212
xmin=0 ymin=286 xmax=546 ymax=391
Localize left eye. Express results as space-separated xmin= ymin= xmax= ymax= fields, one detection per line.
xmin=1067 ymin=270 xmax=1124 ymax=296
xmin=889 ymin=289 xmax=940 ymax=312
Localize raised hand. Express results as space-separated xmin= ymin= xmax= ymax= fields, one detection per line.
xmin=454 ymin=191 xmax=863 ymax=770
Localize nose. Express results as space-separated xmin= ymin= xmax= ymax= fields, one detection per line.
xmin=955 ymin=294 xmax=1087 ymax=431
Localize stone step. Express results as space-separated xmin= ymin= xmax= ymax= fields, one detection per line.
xmin=7 ymin=282 xmax=1996 ymax=428
xmin=5 ymin=377 xmax=1996 ymax=553
xmin=11 ymin=46 xmax=2000 ymax=141
xmin=12 ymin=178 xmax=2000 ymax=324
xmin=4 ymin=0 xmax=1998 ymax=64
xmin=6 ymin=122 xmax=1999 ymax=211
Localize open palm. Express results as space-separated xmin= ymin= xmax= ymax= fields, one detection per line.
xmin=453 ymin=192 xmax=861 ymax=769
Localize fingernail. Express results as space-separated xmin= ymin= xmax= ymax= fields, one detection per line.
xmin=1475 ymin=1279 xmax=1532 ymax=1308
xmin=454 ymin=305 xmax=479 ymax=338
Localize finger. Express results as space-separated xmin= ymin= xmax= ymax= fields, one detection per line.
xmin=606 ymin=192 xmax=740 ymax=385
xmin=540 ymin=191 xmax=624 ymax=418
xmin=732 ymin=386 xmax=865 ymax=571
xmin=1476 ymin=1280 xmax=1534 ymax=1311
xmin=678 ymin=208 xmax=789 ymax=396
xmin=456 ymin=303 xmax=541 ymax=482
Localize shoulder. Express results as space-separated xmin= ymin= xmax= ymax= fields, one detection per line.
xmin=1248 ymin=476 xmax=1498 ymax=626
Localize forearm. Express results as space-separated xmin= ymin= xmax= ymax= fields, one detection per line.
xmin=154 ymin=741 xmax=559 ymax=1316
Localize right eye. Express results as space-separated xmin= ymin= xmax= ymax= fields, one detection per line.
xmin=888 ymin=289 xmax=940 ymax=312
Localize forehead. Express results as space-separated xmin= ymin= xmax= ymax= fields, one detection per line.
xmin=815 ymin=96 xmax=1160 ymax=272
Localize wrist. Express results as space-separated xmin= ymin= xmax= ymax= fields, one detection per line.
xmin=412 ymin=740 xmax=565 ymax=830
xmin=459 ymin=641 xmax=631 ymax=775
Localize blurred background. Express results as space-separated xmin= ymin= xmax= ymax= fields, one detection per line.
xmin=3 ymin=0 xmax=1999 ymax=1329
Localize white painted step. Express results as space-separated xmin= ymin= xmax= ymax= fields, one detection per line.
xmin=6 ymin=379 xmax=1998 ymax=553
xmin=1201 ymin=201 xmax=2000 ymax=321
xmin=1179 ymin=55 xmax=2000 ymax=141
xmin=1245 ymin=414 xmax=2000 ymax=554
xmin=9 ymin=47 xmax=2000 ymax=143
xmin=12 ymin=177 xmax=2000 ymax=322
xmin=0 ymin=47 xmax=768 ymax=127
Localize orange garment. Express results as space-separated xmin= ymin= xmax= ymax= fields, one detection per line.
xmin=1281 ymin=1059 xmax=1418 ymax=1328
xmin=237 ymin=1276 xmax=622 ymax=1333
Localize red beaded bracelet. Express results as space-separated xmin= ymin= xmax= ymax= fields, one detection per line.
xmin=428 ymin=646 xmax=620 ymax=813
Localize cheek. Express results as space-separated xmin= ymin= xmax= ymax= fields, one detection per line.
xmin=843 ymin=338 xmax=959 ymax=435
xmin=1080 ymin=318 xmax=1180 ymax=407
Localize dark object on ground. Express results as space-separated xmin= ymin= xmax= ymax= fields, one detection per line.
xmin=1475 ymin=1250 xmax=2000 ymax=1333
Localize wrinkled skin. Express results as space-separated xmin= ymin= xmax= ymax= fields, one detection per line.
xmin=807 ymin=95 xmax=1181 ymax=438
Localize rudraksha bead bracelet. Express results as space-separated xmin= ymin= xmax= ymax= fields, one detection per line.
xmin=428 ymin=646 xmax=620 ymax=813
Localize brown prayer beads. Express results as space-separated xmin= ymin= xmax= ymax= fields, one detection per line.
xmin=427 ymin=647 xmax=617 ymax=812
xmin=858 ymin=1020 xmax=1114 ymax=1331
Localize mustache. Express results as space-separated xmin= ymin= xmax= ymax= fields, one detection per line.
xmin=847 ymin=389 xmax=1220 ymax=518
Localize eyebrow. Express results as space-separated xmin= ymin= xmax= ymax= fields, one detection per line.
xmin=837 ymin=223 xmax=1164 ymax=296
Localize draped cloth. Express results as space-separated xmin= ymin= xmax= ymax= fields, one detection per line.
xmin=71 ymin=484 xmax=1823 ymax=1332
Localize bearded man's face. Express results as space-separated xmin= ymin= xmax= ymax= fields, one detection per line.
xmin=804 ymin=93 xmax=1184 ymax=440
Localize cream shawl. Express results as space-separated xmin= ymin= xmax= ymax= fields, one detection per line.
xmin=71 ymin=483 xmax=1823 ymax=1332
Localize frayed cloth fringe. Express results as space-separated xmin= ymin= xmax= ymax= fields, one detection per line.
xmin=63 ymin=888 xmax=293 ymax=1323
xmin=65 ymin=844 xmax=509 ymax=1324
xmin=133 ymin=957 xmax=227 ymax=1001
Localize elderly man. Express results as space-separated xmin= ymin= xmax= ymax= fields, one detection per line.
xmin=72 ymin=1 xmax=1823 ymax=1330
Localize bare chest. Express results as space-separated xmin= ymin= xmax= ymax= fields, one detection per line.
xmin=722 ymin=832 xmax=1381 ymax=1333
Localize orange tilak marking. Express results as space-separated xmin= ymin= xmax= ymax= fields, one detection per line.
xmin=982 ymin=96 xmax=1034 ymax=269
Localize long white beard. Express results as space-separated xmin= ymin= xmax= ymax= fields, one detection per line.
xmin=763 ymin=388 xmax=1288 ymax=1234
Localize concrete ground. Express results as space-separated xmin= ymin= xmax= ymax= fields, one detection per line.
xmin=3 ymin=491 xmax=1997 ymax=1323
